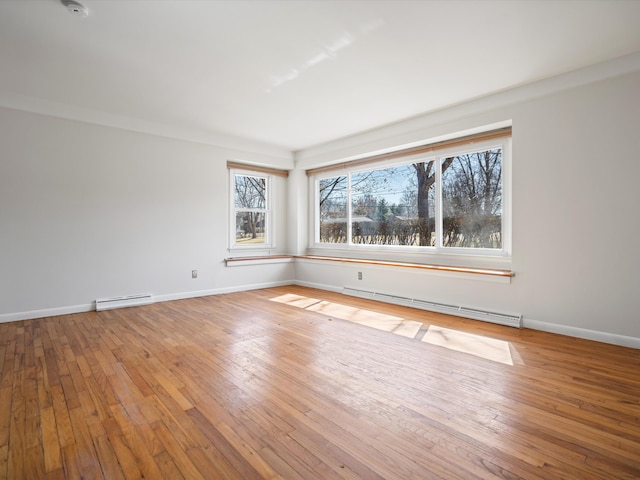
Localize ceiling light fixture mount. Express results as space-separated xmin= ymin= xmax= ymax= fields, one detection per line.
xmin=61 ymin=0 xmax=88 ymax=17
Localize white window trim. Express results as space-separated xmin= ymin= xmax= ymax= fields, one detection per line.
xmin=229 ymin=168 xmax=274 ymax=252
xmin=309 ymin=137 xmax=512 ymax=269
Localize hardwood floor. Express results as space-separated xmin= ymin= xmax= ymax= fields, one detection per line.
xmin=1 ymin=285 xmax=639 ymax=479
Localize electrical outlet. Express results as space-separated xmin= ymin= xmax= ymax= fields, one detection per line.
xmin=358 ymin=271 xmax=362 ymax=280
xmin=192 ymin=270 xmax=198 ymax=279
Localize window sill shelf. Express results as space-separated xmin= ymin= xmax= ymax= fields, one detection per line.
xmin=297 ymin=255 xmax=514 ymax=278
xmin=225 ymin=254 xmax=514 ymax=279
xmin=224 ymin=255 xmax=295 ymax=267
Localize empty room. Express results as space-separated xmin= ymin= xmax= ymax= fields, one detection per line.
xmin=1 ymin=1 xmax=639 ymax=479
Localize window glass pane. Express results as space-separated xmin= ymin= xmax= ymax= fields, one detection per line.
xmin=234 ymin=175 xmax=266 ymax=209
xmin=441 ymin=148 xmax=502 ymax=248
xmin=235 ymin=212 xmax=266 ymax=245
xmin=348 ymin=163 xmax=435 ymax=246
xmin=319 ymin=176 xmax=348 ymax=243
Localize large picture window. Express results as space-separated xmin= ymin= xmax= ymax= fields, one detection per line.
xmin=313 ymin=130 xmax=511 ymax=259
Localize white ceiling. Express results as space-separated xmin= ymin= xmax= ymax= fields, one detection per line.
xmin=1 ymin=0 xmax=639 ymax=151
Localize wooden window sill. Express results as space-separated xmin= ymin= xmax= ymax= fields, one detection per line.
xmin=296 ymin=255 xmax=514 ymax=278
xmin=225 ymin=254 xmax=514 ymax=278
xmin=225 ymin=255 xmax=295 ymax=266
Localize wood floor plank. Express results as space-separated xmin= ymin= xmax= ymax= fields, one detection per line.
xmin=0 ymin=387 xmax=12 ymax=452
xmin=67 ymin=405 xmax=104 ymax=477
xmin=7 ymin=352 xmax=26 ymax=480
xmin=153 ymin=449 xmax=186 ymax=480
xmin=259 ymin=432 xmax=326 ymax=480
xmin=110 ymin=402 xmax=166 ymax=479
xmin=49 ymin=385 xmax=75 ymax=449
xmin=59 ymin=443 xmax=84 ymax=480
xmin=91 ymin=434 xmax=125 ymax=480
xmin=0 ymin=286 xmax=639 ymax=479
xmin=39 ymin=406 xmax=62 ymax=473
xmin=0 ymin=444 xmax=7 ymax=480
xmin=102 ymin=415 xmax=144 ymax=480
xmin=24 ymin=445 xmax=46 ymax=479
xmin=151 ymin=420 xmax=206 ymax=480
xmin=186 ymin=407 xmax=263 ymax=480
xmin=215 ymin=420 xmax=282 ymax=479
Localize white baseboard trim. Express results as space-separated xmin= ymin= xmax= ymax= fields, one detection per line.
xmin=153 ymin=280 xmax=294 ymax=303
xmin=292 ymin=280 xmax=343 ymax=294
xmin=294 ymin=282 xmax=640 ymax=350
xmin=0 ymin=303 xmax=95 ymax=324
xmin=522 ymin=318 xmax=640 ymax=349
xmin=0 ymin=280 xmax=295 ymax=324
xmin=3 ymin=283 xmax=638 ymax=350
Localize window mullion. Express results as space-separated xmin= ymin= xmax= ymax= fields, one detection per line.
xmin=266 ymin=175 xmax=272 ymax=245
xmin=347 ymin=173 xmax=353 ymax=245
xmin=435 ymin=157 xmax=443 ymax=249
xmin=314 ymin=178 xmax=320 ymax=244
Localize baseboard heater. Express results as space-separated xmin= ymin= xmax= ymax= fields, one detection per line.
xmin=342 ymin=287 xmax=522 ymax=328
xmin=95 ymin=294 xmax=154 ymax=311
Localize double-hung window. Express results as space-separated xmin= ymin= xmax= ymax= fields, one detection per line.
xmin=231 ymin=169 xmax=271 ymax=249
xmin=228 ymin=161 xmax=288 ymax=252
xmin=310 ymin=127 xmax=511 ymax=262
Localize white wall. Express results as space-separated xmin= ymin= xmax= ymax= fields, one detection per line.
xmin=0 ymin=108 xmax=294 ymax=320
xmin=293 ymin=59 xmax=640 ymax=347
xmin=2 ymin=55 xmax=639 ymax=348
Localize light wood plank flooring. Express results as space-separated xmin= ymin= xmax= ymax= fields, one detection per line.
xmin=1 ymin=285 xmax=639 ymax=479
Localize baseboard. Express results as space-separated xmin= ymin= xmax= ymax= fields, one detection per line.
xmin=0 ymin=280 xmax=295 ymax=324
xmin=292 ymin=280 xmax=343 ymax=293
xmin=294 ymin=282 xmax=640 ymax=350
xmin=0 ymin=303 xmax=95 ymax=324
xmin=522 ymin=318 xmax=640 ymax=349
xmin=153 ymin=280 xmax=295 ymax=303
xmin=3 ymin=283 xmax=638 ymax=350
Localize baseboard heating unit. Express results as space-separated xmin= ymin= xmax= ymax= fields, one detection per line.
xmin=95 ymin=294 xmax=154 ymax=311
xmin=343 ymin=287 xmax=522 ymax=328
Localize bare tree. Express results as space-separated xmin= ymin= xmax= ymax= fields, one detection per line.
xmin=319 ymin=176 xmax=346 ymax=208
xmin=442 ymin=149 xmax=502 ymax=247
xmin=235 ymin=175 xmax=265 ymax=239
xmin=413 ymin=158 xmax=454 ymax=246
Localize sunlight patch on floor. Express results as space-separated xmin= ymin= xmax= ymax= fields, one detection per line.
xmin=269 ymin=293 xmax=323 ymax=309
xmin=270 ymin=294 xmax=422 ymax=338
xmin=422 ymin=325 xmax=513 ymax=365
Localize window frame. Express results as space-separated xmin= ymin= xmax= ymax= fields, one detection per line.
xmin=310 ymin=135 xmax=512 ymax=266
xmin=229 ymin=168 xmax=274 ymax=251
